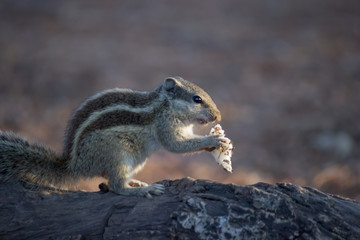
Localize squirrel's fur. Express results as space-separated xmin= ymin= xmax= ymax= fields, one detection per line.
xmin=0 ymin=77 xmax=224 ymax=198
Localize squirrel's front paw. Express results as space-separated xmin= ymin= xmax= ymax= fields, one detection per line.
xmin=208 ymin=135 xmax=229 ymax=149
xmin=143 ymin=184 xmax=165 ymax=199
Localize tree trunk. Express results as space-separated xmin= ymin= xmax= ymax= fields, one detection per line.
xmin=1 ymin=178 xmax=360 ymax=239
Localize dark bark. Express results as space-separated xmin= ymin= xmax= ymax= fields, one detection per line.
xmin=1 ymin=178 xmax=360 ymax=240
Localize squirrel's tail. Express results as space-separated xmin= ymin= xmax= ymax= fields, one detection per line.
xmin=0 ymin=131 xmax=71 ymax=188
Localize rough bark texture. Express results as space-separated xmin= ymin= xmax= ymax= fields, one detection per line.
xmin=1 ymin=178 xmax=360 ymax=240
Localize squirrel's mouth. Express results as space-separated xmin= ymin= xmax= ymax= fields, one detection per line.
xmin=197 ymin=119 xmax=209 ymax=125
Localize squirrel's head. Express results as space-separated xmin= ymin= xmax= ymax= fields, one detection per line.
xmin=162 ymin=76 xmax=221 ymax=125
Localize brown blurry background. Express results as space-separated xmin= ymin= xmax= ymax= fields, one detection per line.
xmin=1 ymin=1 xmax=360 ymax=200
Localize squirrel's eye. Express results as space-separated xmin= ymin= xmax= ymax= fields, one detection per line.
xmin=193 ymin=96 xmax=203 ymax=104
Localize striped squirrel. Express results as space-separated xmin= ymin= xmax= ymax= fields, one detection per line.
xmin=0 ymin=77 xmax=225 ymax=198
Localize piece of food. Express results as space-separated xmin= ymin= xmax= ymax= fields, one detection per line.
xmin=209 ymin=124 xmax=234 ymax=173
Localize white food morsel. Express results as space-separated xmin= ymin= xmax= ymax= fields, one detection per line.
xmin=209 ymin=124 xmax=233 ymax=173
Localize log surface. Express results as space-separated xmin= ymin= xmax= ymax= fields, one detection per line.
xmin=1 ymin=178 xmax=360 ymax=239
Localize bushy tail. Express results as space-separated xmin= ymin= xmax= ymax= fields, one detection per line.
xmin=0 ymin=131 xmax=70 ymax=188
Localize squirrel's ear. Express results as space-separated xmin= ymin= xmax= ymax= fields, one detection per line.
xmin=163 ymin=77 xmax=178 ymax=96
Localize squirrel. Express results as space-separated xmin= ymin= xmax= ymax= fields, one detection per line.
xmin=0 ymin=76 xmax=226 ymax=198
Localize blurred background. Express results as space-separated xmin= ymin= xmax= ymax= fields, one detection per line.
xmin=1 ymin=1 xmax=360 ymax=200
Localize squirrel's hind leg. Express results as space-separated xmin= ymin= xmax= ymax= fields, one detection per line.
xmin=128 ymin=179 xmax=148 ymax=187
xmin=101 ymin=165 xmax=164 ymax=198
xmin=107 ymin=179 xmax=164 ymax=198
xmin=99 ymin=181 xmax=164 ymax=199
xmin=99 ymin=178 xmax=149 ymax=191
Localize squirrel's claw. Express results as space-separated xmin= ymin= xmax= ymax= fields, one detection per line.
xmin=142 ymin=184 xmax=165 ymax=198
xmin=149 ymin=183 xmax=165 ymax=195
